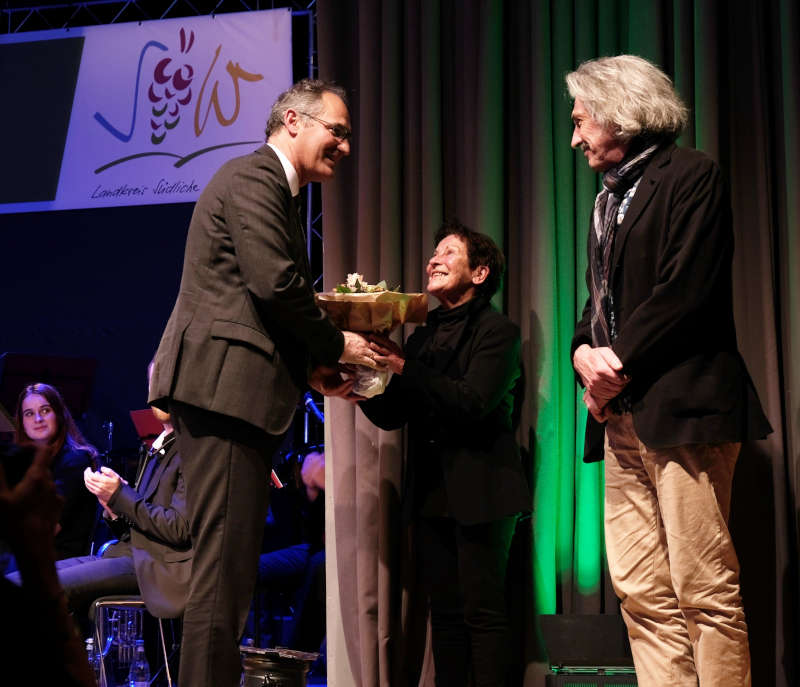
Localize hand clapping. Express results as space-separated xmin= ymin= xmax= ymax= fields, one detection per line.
xmin=83 ymin=466 xmax=125 ymax=514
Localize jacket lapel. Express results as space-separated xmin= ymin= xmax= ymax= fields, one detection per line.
xmin=142 ymin=442 xmax=175 ymax=500
xmin=293 ymin=195 xmax=313 ymax=281
xmin=260 ymin=145 xmax=313 ymax=283
xmin=611 ymin=144 xmax=673 ymax=272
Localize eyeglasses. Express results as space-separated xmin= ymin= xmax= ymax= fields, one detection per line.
xmin=298 ymin=112 xmax=352 ymax=142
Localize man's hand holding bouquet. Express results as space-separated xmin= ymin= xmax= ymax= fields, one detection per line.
xmin=315 ymin=273 xmax=427 ymax=397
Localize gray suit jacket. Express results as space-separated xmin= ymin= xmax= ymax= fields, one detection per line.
xmin=107 ymin=439 xmax=191 ymax=618
xmin=149 ymin=145 xmax=344 ymax=434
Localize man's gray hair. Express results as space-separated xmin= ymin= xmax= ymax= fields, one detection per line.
xmin=265 ymin=78 xmax=348 ymax=139
xmin=566 ymin=55 xmax=688 ymax=142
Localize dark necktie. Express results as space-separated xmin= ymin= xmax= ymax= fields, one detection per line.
xmin=293 ymin=194 xmax=311 ymax=277
xmin=134 ymin=446 xmax=160 ymax=492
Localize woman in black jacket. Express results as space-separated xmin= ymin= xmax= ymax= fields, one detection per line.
xmin=14 ymin=382 xmax=98 ymax=560
xmin=360 ymin=221 xmax=530 ymax=687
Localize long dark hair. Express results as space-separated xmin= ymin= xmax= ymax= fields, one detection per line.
xmin=14 ymin=383 xmax=98 ymax=460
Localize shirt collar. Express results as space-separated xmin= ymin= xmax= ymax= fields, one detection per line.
xmin=151 ymin=429 xmax=170 ymax=452
xmin=267 ymin=142 xmax=300 ymax=197
xmin=429 ymin=295 xmax=488 ymax=325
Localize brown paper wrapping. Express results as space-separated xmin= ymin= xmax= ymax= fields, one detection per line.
xmin=315 ymin=291 xmax=428 ymax=333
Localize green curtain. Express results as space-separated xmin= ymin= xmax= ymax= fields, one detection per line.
xmin=318 ymin=1 xmax=799 ymax=685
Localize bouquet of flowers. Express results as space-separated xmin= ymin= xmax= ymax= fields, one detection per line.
xmin=316 ymin=273 xmax=427 ymax=397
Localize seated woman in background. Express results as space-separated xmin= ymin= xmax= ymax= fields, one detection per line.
xmin=14 ymin=383 xmax=98 ymax=560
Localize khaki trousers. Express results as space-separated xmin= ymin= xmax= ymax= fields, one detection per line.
xmin=604 ymin=413 xmax=751 ymax=687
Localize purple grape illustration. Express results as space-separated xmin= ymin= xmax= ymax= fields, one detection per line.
xmin=148 ymin=28 xmax=195 ymax=145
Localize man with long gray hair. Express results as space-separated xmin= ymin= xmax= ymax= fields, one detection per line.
xmin=567 ymin=55 xmax=771 ymax=686
xmin=149 ymin=79 xmax=376 ymax=687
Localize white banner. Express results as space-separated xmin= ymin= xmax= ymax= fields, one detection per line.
xmin=0 ymin=9 xmax=292 ymax=213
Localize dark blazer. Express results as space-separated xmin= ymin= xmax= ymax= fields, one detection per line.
xmin=53 ymin=446 xmax=97 ymax=560
xmin=106 ymin=436 xmax=191 ymax=618
xmin=148 ymin=145 xmax=344 ymax=434
xmin=572 ymin=144 xmax=771 ymax=461
xmin=360 ymin=298 xmax=531 ymax=526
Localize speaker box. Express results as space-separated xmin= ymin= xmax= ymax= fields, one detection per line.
xmin=540 ymin=614 xmax=637 ymax=685
xmin=540 ymin=614 xmax=634 ymax=669
xmin=545 ymin=674 xmax=637 ymax=686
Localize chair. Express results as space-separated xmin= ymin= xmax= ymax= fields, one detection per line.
xmin=90 ymin=595 xmax=180 ymax=687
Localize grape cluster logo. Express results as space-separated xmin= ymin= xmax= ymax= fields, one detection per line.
xmin=93 ymin=26 xmax=264 ymax=174
xmin=149 ymin=27 xmax=195 ymax=145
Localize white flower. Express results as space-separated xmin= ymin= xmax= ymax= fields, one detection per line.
xmin=346 ymin=272 xmax=366 ymax=289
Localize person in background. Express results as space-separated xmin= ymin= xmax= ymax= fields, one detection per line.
xmin=0 ymin=442 xmax=96 ymax=687
xmin=360 ymin=221 xmax=530 ymax=687
xmin=10 ymin=361 xmax=192 ymax=637
xmin=81 ymin=361 xmax=191 ymax=620
xmin=13 ymin=383 xmax=98 ymax=562
xmin=567 ymin=54 xmax=772 ymax=687
xmin=291 ymin=450 xmax=327 ymax=654
xmin=254 ymin=449 xmax=326 ymax=652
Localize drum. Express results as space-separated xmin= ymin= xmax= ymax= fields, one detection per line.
xmin=240 ymin=645 xmax=319 ymax=687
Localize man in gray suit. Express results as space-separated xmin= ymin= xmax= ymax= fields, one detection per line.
xmin=149 ymin=79 xmax=374 ymax=687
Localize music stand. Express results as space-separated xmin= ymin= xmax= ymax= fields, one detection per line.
xmin=129 ymin=408 xmax=163 ymax=449
xmin=0 ymin=352 xmax=97 ymax=420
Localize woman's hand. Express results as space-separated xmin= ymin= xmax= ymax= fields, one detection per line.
xmin=368 ymin=334 xmax=405 ymax=375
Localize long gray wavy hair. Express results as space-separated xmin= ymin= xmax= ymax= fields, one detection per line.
xmin=566 ymin=55 xmax=689 ymax=142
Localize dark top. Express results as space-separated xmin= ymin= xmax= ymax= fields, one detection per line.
xmin=571 ymin=144 xmax=772 ymax=460
xmin=267 ymin=460 xmax=326 ymax=554
xmin=53 ymin=446 xmax=97 ymax=559
xmin=360 ymin=297 xmax=530 ymax=526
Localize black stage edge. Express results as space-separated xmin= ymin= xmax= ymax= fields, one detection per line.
xmin=545 ymin=675 xmax=637 ymax=686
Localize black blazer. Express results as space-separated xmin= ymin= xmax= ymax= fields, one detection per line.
xmin=53 ymin=446 xmax=97 ymax=560
xmin=149 ymin=145 xmax=344 ymax=434
xmin=106 ymin=438 xmax=191 ymax=618
xmin=360 ymin=298 xmax=530 ymax=526
xmin=572 ymin=144 xmax=771 ymax=460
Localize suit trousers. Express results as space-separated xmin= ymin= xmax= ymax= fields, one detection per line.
xmin=416 ymin=514 xmax=518 ymax=687
xmin=170 ymin=402 xmax=283 ymax=687
xmin=604 ymin=413 xmax=750 ymax=687
xmin=6 ymin=550 xmax=138 ymax=636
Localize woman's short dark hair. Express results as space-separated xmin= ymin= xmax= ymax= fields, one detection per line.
xmin=434 ymin=220 xmax=506 ymax=299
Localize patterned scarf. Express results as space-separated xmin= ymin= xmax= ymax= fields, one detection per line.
xmin=589 ymin=140 xmax=660 ymax=346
